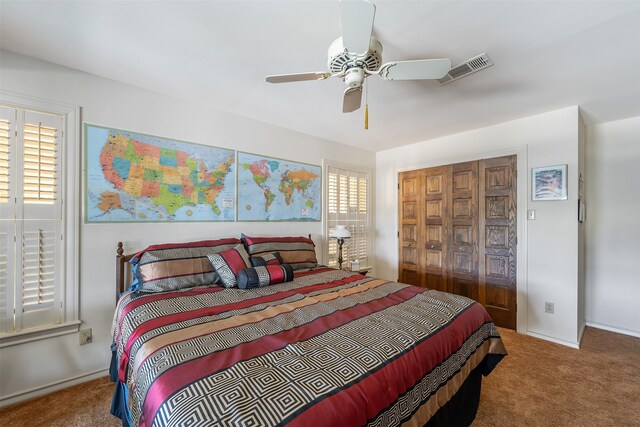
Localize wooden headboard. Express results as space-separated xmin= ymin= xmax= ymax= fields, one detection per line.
xmin=116 ymin=242 xmax=134 ymax=302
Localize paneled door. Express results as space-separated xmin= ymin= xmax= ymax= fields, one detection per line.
xmin=449 ymin=161 xmax=479 ymax=301
xmin=398 ymin=170 xmax=421 ymax=286
xmin=422 ymin=166 xmax=449 ymax=293
xmin=397 ymin=155 xmax=517 ymax=329
xmin=479 ymin=156 xmax=517 ymax=329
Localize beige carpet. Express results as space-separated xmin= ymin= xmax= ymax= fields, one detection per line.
xmin=0 ymin=374 xmax=119 ymax=427
xmin=1 ymin=327 xmax=638 ymax=426
xmin=474 ymin=327 xmax=640 ymax=426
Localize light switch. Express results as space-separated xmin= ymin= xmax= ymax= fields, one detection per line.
xmin=527 ymin=210 xmax=536 ymax=220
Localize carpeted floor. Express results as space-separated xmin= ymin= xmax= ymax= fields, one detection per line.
xmin=474 ymin=327 xmax=640 ymax=427
xmin=1 ymin=327 xmax=638 ymax=426
xmin=0 ymin=374 xmax=120 ymax=427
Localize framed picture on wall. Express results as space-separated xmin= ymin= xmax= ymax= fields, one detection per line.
xmin=532 ymin=164 xmax=567 ymax=201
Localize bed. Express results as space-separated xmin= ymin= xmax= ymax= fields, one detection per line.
xmin=110 ymin=239 xmax=506 ymax=427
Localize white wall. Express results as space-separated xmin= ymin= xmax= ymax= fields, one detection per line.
xmin=585 ymin=116 xmax=640 ymax=336
xmin=375 ymin=107 xmax=582 ymax=346
xmin=0 ymin=50 xmax=375 ymax=404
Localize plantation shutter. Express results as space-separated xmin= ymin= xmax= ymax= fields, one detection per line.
xmin=0 ymin=106 xmax=63 ymax=333
xmin=0 ymin=107 xmax=14 ymax=334
xmin=326 ymin=165 xmax=370 ymax=269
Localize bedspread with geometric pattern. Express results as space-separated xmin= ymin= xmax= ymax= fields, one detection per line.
xmin=111 ymin=268 xmax=506 ymax=427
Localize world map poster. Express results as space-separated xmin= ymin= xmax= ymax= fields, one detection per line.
xmin=85 ymin=124 xmax=236 ymax=222
xmin=237 ymin=152 xmax=321 ymax=221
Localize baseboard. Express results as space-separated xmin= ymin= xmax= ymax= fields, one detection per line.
xmin=577 ymin=322 xmax=586 ymax=348
xmin=526 ymin=331 xmax=580 ymax=349
xmin=0 ymin=367 xmax=108 ymax=408
xmin=586 ymin=322 xmax=640 ymax=338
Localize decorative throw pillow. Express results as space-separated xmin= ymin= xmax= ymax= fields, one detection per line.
xmin=207 ymin=244 xmax=252 ymax=288
xmin=236 ymin=264 xmax=294 ymax=289
xmin=241 ymin=234 xmax=318 ymax=270
xmin=130 ymin=238 xmax=241 ymax=293
xmin=250 ymin=251 xmax=284 ymax=267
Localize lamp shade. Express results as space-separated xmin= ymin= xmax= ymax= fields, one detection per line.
xmin=331 ymin=225 xmax=351 ymax=239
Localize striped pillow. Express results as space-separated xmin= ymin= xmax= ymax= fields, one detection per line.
xmin=237 ymin=264 xmax=294 ymax=289
xmin=131 ymin=238 xmax=240 ymax=293
xmin=242 ymin=234 xmax=318 ymax=270
xmin=250 ymin=251 xmax=284 ymax=267
xmin=207 ymin=245 xmax=252 ymax=288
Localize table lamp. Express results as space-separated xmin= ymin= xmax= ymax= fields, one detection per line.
xmin=330 ymin=225 xmax=351 ymax=270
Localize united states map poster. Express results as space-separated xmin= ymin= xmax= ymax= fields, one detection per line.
xmin=84 ymin=124 xmax=235 ymax=222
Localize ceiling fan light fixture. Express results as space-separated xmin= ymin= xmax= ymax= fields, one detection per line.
xmin=344 ymin=68 xmax=365 ymax=88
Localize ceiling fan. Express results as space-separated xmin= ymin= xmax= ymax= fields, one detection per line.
xmin=265 ymin=0 xmax=481 ymax=113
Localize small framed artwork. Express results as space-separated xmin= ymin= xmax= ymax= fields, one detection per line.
xmin=532 ymin=165 xmax=567 ymax=201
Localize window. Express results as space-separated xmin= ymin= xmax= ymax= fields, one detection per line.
xmin=0 ymin=95 xmax=79 ymax=343
xmin=325 ymin=162 xmax=371 ymax=269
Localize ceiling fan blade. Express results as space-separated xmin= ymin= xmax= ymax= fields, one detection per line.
xmin=343 ymin=86 xmax=363 ymax=113
xmin=265 ymin=72 xmax=331 ymax=83
xmin=378 ymin=58 xmax=452 ymax=81
xmin=340 ymin=0 xmax=376 ymax=55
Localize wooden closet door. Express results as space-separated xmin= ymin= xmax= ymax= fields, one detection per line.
xmin=449 ymin=161 xmax=479 ymax=301
xmin=398 ymin=171 xmax=421 ymax=286
xmin=423 ymin=166 xmax=449 ymax=292
xmin=397 ymin=155 xmax=517 ymax=330
xmin=479 ymin=155 xmax=517 ymax=329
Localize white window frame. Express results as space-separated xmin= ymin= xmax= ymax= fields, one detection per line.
xmin=323 ymin=160 xmax=372 ymax=270
xmin=0 ymin=91 xmax=80 ymax=347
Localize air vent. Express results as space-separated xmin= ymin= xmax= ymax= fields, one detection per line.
xmin=437 ymin=53 xmax=493 ymax=85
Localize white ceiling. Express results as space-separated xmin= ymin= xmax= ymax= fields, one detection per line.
xmin=2 ymin=1 xmax=640 ymax=152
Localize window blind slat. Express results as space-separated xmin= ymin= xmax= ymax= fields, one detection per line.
xmin=0 ymin=118 xmax=11 ymax=203
xmin=0 ymin=231 xmax=8 ymax=320
xmin=21 ymin=227 xmax=58 ymax=313
xmin=21 ymin=120 xmax=59 ymax=206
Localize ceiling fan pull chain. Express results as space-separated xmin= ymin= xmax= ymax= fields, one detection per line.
xmin=364 ymin=79 xmax=369 ymax=130
xmin=365 ymin=104 xmax=369 ymax=130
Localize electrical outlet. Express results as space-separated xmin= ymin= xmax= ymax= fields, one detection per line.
xmin=544 ymin=302 xmax=554 ymax=314
xmin=79 ymin=328 xmax=92 ymax=345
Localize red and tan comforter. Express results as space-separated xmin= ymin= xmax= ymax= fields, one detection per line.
xmin=112 ymin=268 xmax=506 ymax=427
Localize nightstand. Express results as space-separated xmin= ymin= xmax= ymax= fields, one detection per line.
xmin=352 ymin=267 xmax=371 ymax=276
